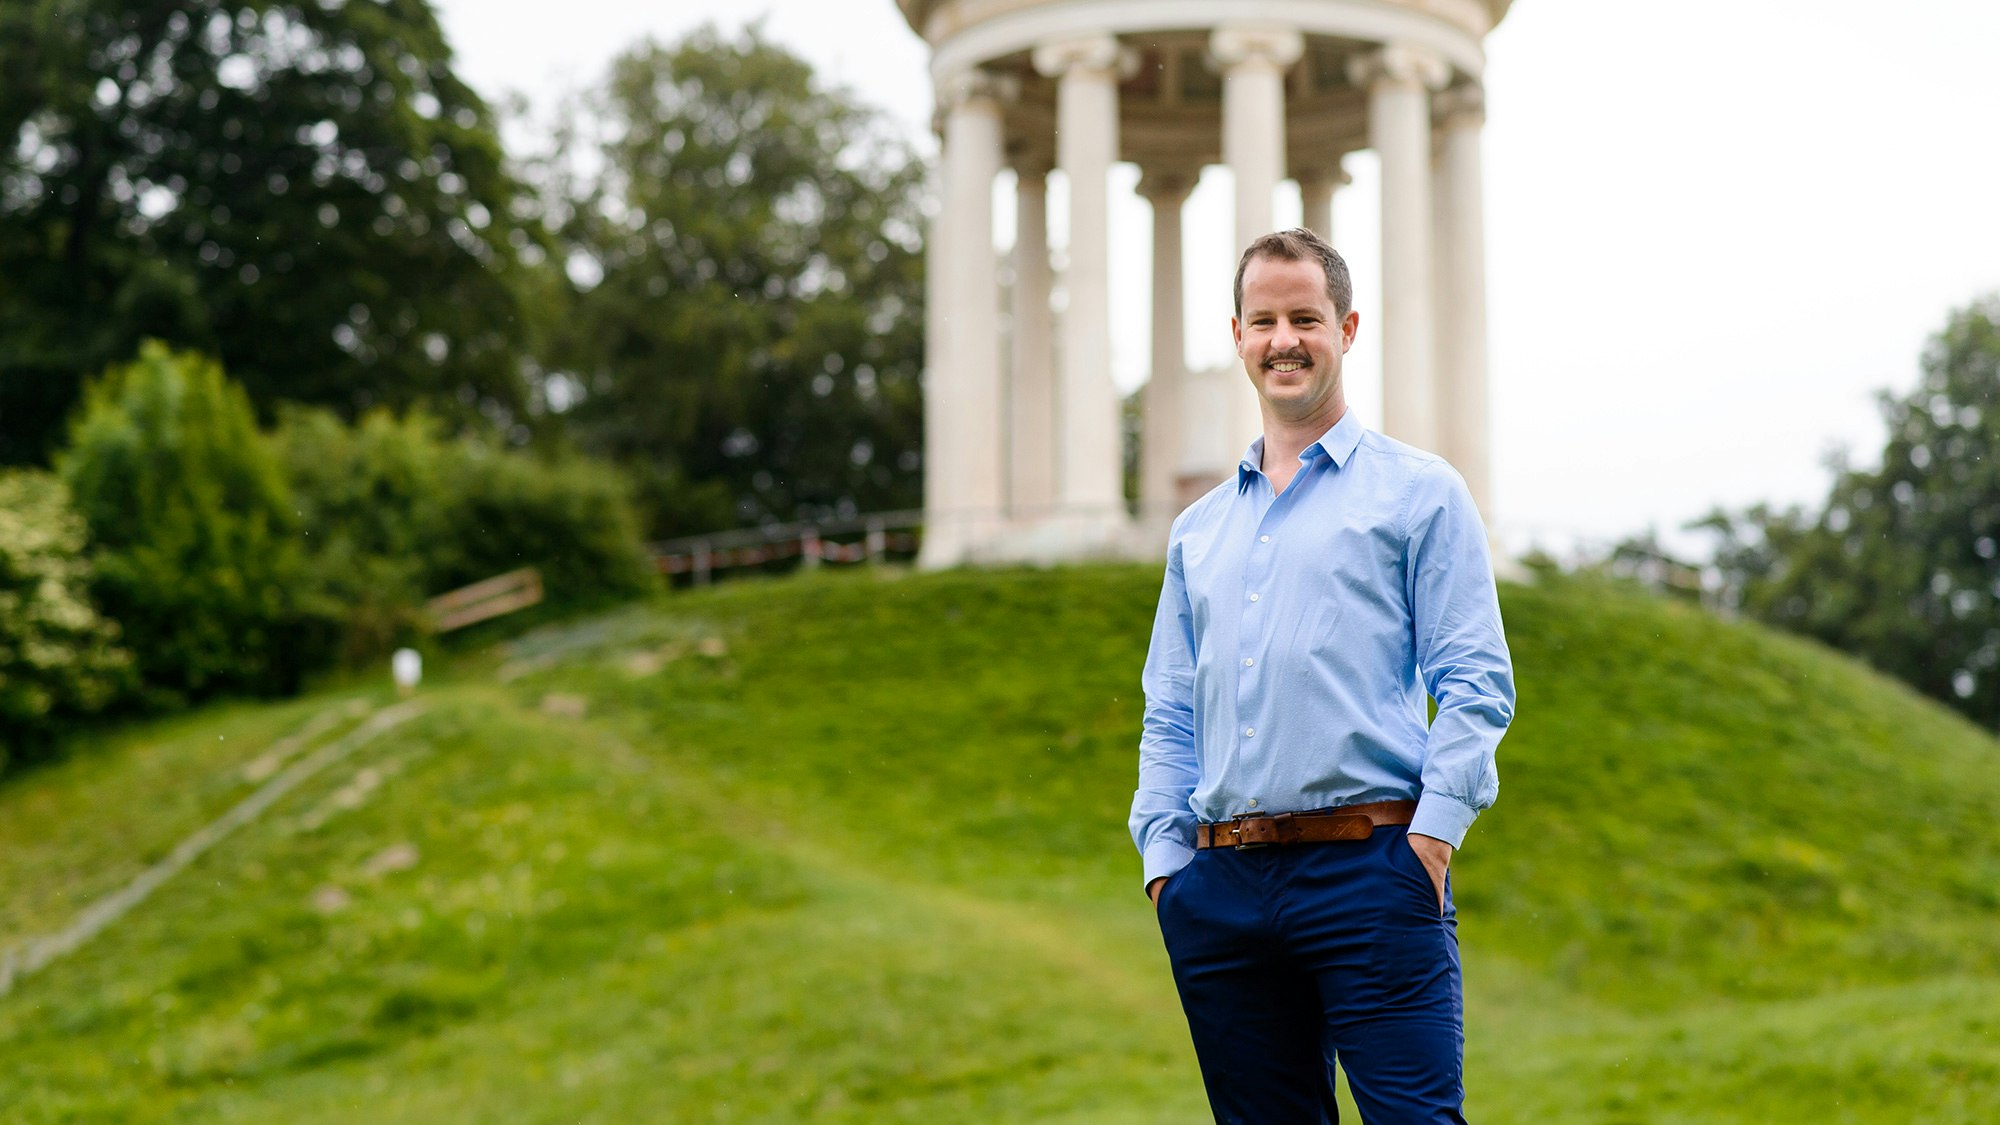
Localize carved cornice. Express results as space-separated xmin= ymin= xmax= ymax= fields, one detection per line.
xmin=1346 ymin=43 xmax=1451 ymax=92
xmin=1208 ymin=26 xmax=1306 ymax=73
xmin=937 ymin=67 xmax=1019 ymax=113
xmin=1031 ymin=33 xmax=1136 ymax=80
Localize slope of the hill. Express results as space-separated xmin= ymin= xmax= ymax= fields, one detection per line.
xmin=0 ymin=566 xmax=1994 ymax=1123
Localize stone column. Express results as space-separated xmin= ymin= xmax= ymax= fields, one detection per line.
xmin=1213 ymin=26 xmax=1305 ymax=449
xmin=1433 ymin=83 xmax=1492 ymax=518
xmin=1033 ymin=35 xmax=1129 ymax=525
xmin=1350 ymin=45 xmax=1450 ymax=451
xmin=1137 ymin=168 xmax=1194 ymax=531
xmin=1213 ymin=27 xmax=1304 ymax=254
xmin=918 ymin=70 xmax=1007 ymax=569
xmin=1296 ymin=160 xmax=1351 ymax=246
xmin=1010 ymin=165 xmax=1057 ymax=518
xmin=920 ymin=109 xmax=952 ymax=567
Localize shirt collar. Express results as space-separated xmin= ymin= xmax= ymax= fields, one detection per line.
xmin=1315 ymin=409 xmax=1366 ymax=468
xmin=1236 ymin=411 xmax=1366 ymax=490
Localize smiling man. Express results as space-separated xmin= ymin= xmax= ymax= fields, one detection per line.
xmin=1133 ymin=229 xmax=1515 ymax=1124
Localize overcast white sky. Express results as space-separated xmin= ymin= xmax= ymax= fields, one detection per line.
xmin=434 ymin=0 xmax=2000 ymax=557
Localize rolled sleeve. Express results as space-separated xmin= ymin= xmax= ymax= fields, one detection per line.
xmin=1410 ymin=792 xmax=1481 ymax=849
xmin=1142 ymin=837 xmax=1198 ymax=887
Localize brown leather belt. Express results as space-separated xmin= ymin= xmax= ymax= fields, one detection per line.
xmin=1195 ymin=800 xmax=1417 ymax=850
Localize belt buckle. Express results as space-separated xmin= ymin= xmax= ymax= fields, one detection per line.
xmin=1230 ymin=811 xmax=1292 ymax=850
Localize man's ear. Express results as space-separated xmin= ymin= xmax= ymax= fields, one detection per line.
xmin=1231 ymin=316 xmax=1244 ymax=353
xmin=1340 ymin=310 xmax=1360 ymax=353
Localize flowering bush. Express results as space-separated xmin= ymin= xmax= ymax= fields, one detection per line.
xmin=0 ymin=470 xmax=131 ymax=770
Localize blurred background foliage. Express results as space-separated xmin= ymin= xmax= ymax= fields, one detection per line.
xmin=523 ymin=24 xmax=928 ymax=535
xmin=0 ymin=8 xmax=926 ymax=536
xmin=0 ymin=0 xmax=533 ymax=462
xmin=59 ymin=341 xmax=316 ymax=705
xmin=1680 ymin=298 xmax=2000 ymax=730
xmin=0 ymin=10 xmax=926 ymax=762
xmin=273 ymin=404 xmax=655 ymax=667
xmin=0 ymin=467 xmax=131 ymax=766
xmin=1 ymin=340 xmax=657 ymax=771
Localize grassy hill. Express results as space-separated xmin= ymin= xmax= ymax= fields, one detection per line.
xmin=1 ymin=566 xmax=1996 ymax=1122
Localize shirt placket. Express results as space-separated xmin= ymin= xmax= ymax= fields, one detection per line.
xmin=1233 ymin=459 xmax=1310 ymax=814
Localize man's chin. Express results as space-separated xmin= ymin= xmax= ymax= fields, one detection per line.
xmin=1259 ymin=386 xmax=1339 ymax=423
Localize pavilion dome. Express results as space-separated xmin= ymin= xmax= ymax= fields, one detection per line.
xmin=897 ymin=1 xmax=1516 ymax=45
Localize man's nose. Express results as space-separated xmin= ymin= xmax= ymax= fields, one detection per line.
xmin=1271 ymin=321 xmax=1300 ymax=350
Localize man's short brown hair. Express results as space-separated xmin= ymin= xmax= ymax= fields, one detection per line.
xmin=1233 ymin=228 xmax=1352 ymax=319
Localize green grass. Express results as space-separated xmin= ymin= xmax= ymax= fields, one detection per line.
xmin=0 ymin=566 xmax=1996 ymax=1121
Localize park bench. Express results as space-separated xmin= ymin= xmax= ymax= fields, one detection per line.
xmin=425 ymin=567 xmax=544 ymax=632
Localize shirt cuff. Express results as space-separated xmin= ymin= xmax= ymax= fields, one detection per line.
xmin=1410 ymin=793 xmax=1480 ymax=850
xmin=1141 ymin=838 xmax=1196 ymax=890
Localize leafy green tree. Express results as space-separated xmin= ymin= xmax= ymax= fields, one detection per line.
xmin=530 ymin=24 xmax=927 ymax=536
xmin=58 ymin=342 xmax=321 ymax=703
xmin=0 ymin=0 xmax=532 ymax=465
xmin=1699 ymin=297 xmax=2000 ymax=726
xmin=0 ymin=469 xmax=131 ymax=769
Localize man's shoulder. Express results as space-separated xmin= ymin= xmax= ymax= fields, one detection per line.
xmin=1356 ymin=430 xmax=1470 ymax=494
xmin=1351 ymin=431 xmax=1474 ymax=534
xmin=1355 ymin=429 xmax=1453 ymax=477
xmin=1168 ymin=475 xmax=1242 ymax=540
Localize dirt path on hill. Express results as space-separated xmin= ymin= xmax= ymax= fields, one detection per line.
xmin=0 ymin=699 xmax=427 ymax=997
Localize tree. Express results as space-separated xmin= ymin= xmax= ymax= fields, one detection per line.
xmin=1699 ymin=297 xmax=2000 ymax=726
xmin=0 ymin=0 xmax=533 ymax=465
xmin=530 ymin=24 xmax=927 ymax=536
xmin=58 ymin=342 xmax=318 ymax=703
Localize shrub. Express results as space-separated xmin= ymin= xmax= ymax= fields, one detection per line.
xmin=0 ymin=471 xmax=132 ymax=771
xmin=432 ymin=440 xmax=657 ymax=603
xmin=274 ymin=407 xmax=447 ymax=664
xmin=58 ymin=343 xmax=324 ymax=704
xmin=272 ymin=406 xmax=655 ymax=662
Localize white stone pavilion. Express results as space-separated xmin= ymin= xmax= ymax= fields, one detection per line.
xmin=903 ymin=0 xmax=1509 ymax=568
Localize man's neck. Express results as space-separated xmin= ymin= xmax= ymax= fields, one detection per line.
xmin=1260 ymin=404 xmax=1344 ymax=493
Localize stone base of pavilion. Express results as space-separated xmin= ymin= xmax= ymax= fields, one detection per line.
xmin=918 ymin=508 xmax=1171 ymax=570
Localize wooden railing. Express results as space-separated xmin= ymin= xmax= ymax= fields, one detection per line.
xmin=648 ymin=510 xmax=924 ymax=584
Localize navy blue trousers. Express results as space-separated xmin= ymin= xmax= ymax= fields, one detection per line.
xmin=1155 ymin=825 xmax=1467 ymax=1124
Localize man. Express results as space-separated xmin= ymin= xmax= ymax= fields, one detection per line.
xmin=1132 ymin=228 xmax=1514 ymax=1124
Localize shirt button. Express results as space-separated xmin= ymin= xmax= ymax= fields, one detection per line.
xmin=1248 ymin=592 xmax=1260 ymax=602
xmin=1260 ymin=535 xmax=1270 ymax=543
xmin=1243 ymin=657 xmax=1254 ymax=667
xmin=1248 ymin=799 xmax=1259 ymax=808
xmin=1244 ymin=726 xmax=1256 ymax=737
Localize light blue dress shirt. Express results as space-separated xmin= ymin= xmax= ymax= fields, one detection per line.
xmin=1131 ymin=410 xmax=1516 ymax=887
